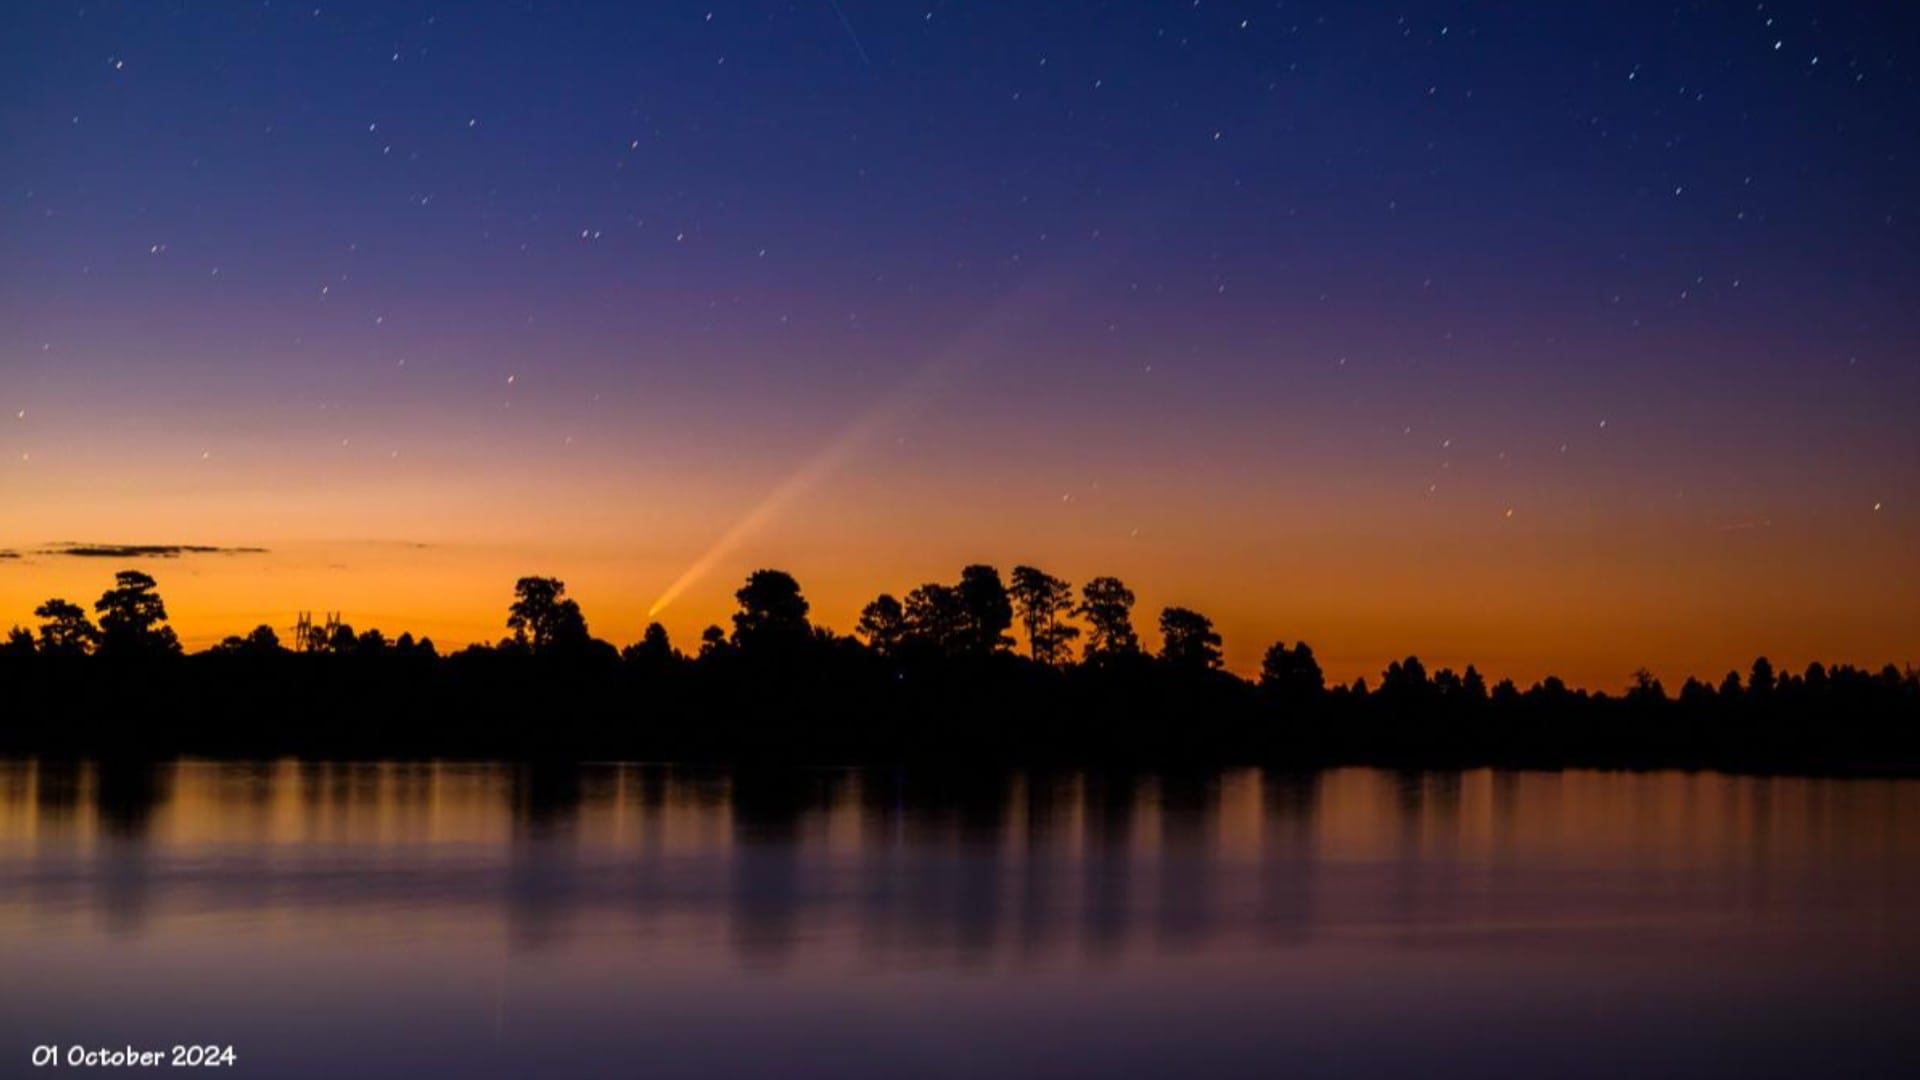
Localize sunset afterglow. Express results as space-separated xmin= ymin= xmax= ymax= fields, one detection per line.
xmin=3 ymin=3 xmax=1914 ymax=688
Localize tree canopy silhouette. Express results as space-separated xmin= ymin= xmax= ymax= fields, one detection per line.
xmin=213 ymin=625 xmax=282 ymax=657
xmin=1009 ymin=565 xmax=1078 ymax=665
xmin=507 ymin=576 xmax=591 ymax=656
xmin=1158 ymin=607 xmax=1223 ymax=670
xmin=731 ymin=569 xmax=811 ymax=652
xmin=902 ymin=583 xmax=965 ymax=654
xmin=622 ymin=621 xmax=677 ymax=666
xmin=855 ymin=594 xmax=906 ymax=656
xmin=2 ymin=626 xmax=34 ymax=658
xmin=93 ymin=571 xmax=181 ymax=658
xmin=3 ymin=562 xmax=1916 ymax=773
xmin=34 ymin=598 xmax=96 ymax=657
xmin=1078 ymin=576 xmax=1140 ymax=659
xmin=955 ymin=564 xmax=1015 ymax=654
xmin=1259 ymin=641 xmax=1324 ymax=700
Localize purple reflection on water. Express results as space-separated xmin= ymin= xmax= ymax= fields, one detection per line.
xmin=2 ymin=762 xmax=1917 ymax=1078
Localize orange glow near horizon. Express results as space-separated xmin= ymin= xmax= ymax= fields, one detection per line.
xmin=4 ymin=248 xmax=1915 ymax=693
xmin=3 ymin=453 xmax=1914 ymax=691
xmin=5 ymin=0 xmax=1919 ymax=700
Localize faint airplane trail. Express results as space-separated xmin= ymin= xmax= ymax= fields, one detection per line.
xmin=827 ymin=0 xmax=871 ymax=65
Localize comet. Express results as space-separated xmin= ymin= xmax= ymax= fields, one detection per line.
xmin=645 ymin=274 xmax=1067 ymax=618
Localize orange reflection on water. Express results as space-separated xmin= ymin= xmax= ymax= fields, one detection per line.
xmin=5 ymin=761 xmax=1920 ymax=867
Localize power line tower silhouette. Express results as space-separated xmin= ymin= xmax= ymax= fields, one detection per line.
xmin=292 ymin=612 xmax=342 ymax=652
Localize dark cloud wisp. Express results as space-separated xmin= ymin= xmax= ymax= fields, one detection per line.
xmin=37 ymin=543 xmax=269 ymax=559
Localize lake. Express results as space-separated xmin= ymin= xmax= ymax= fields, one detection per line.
xmin=2 ymin=761 xmax=1917 ymax=1078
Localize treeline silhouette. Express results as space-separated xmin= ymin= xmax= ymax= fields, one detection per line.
xmin=2 ymin=567 xmax=1915 ymax=772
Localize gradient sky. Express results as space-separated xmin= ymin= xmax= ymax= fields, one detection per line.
xmin=3 ymin=1 xmax=1916 ymax=687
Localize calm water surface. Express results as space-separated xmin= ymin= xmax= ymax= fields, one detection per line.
xmin=2 ymin=761 xmax=1917 ymax=1078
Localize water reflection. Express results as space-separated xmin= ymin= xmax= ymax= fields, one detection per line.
xmin=1258 ymin=769 xmax=1320 ymax=944
xmin=506 ymin=763 xmax=584 ymax=951
xmin=1 ymin=761 xmax=1918 ymax=962
xmin=2 ymin=761 xmax=1918 ymax=1078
